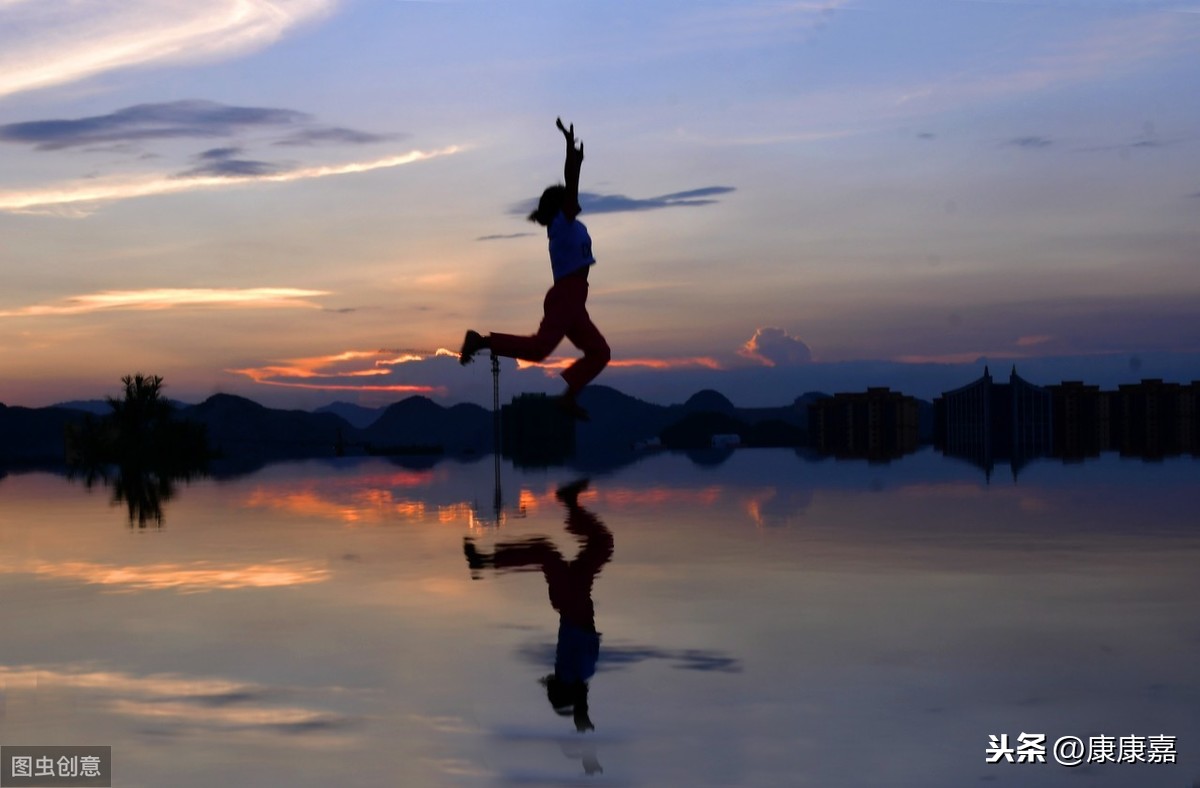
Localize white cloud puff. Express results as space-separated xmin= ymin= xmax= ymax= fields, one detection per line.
xmin=0 ymin=0 xmax=338 ymax=99
xmin=738 ymin=327 xmax=813 ymax=367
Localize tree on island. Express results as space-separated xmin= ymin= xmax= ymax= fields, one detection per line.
xmin=66 ymin=373 xmax=210 ymax=527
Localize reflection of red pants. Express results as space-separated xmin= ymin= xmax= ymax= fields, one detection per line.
xmin=488 ymin=270 xmax=611 ymax=394
xmin=489 ymin=504 xmax=614 ymax=632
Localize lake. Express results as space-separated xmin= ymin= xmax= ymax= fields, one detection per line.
xmin=1 ymin=449 xmax=1198 ymax=787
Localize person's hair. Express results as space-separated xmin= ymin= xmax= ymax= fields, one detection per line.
xmin=528 ymin=184 xmax=566 ymax=225
xmin=540 ymin=675 xmax=593 ymax=731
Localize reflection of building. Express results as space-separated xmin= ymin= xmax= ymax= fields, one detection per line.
xmin=1045 ymin=378 xmax=1200 ymax=460
xmin=1109 ymin=379 xmax=1199 ymax=458
xmin=501 ymin=393 xmax=575 ymax=467
xmin=1046 ymin=381 xmax=1111 ymax=460
xmin=808 ymin=387 xmax=918 ymax=461
xmin=933 ymin=366 xmax=1052 ymax=478
xmin=940 ymin=372 xmax=1200 ymax=473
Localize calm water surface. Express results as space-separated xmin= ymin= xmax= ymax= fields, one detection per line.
xmin=1 ymin=449 xmax=1198 ymax=787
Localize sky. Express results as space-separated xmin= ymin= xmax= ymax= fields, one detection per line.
xmin=1 ymin=0 xmax=1198 ymax=409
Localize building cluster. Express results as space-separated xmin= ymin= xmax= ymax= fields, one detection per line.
xmin=808 ymin=366 xmax=1198 ymax=473
xmin=1046 ymin=377 xmax=1199 ymax=460
xmin=496 ymin=370 xmax=1197 ymax=472
xmin=932 ymin=366 xmax=1198 ymax=476
xmin=807 ymin=387 xmax=919 ymax=462
xmin=932 ymin=366 xmax=1052 ymax=474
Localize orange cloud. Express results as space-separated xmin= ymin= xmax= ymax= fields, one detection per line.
xmin=0 ymin=287 xmax=329 ymax=317
xmin=516 ymin=356 xmax=722 ymax=373
xmin=229 ymin=348 xmax=449 ymax=394
xmin=739 ymin=327 xmax=813 ymax=367
xmin=242 ymin=485 xmax=482 ymax=528
xmin=1 ymin=557 xmax=330 ymax=593
xmin=0 ymin=147 xmax=461 ymax=215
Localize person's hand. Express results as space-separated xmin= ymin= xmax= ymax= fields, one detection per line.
xmin=557 ymin=117 xmax=583 ymax=158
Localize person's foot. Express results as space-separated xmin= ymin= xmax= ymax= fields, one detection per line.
xmin=555 ymin=477 xmax=590 ymax=507
xmin=459 ymin=330 xmax=486 ymax=365
xmin=556 ymin=391 xmax=590 ymax=421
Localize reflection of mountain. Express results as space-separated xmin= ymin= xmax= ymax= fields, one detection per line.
xmin=575 ymin=386 xmax=812 ymax=459
xmin=0 ymin=403 xmax=88 ymax=463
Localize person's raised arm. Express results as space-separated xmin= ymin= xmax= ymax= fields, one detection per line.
xmin=557 ymin=117 xmax=583 ymax=220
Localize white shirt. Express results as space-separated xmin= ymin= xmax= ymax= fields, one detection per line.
xmin=548 ymin=211 xmax=596 ymax=281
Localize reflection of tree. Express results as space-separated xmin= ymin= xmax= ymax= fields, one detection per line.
xmin=65 ymin=374 xmax=209 ymax=527
xmin=72 ymin=463 xmax=203 ymax=528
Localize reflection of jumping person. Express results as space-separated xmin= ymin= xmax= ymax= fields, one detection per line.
xmin=459 ymin=118 xmax=610 ymax=421
xmin=463 ymin=478 xmax=614 ymax=733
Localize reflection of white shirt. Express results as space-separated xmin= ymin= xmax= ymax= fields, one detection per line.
xmin=548 ymin=211 xmax=596 ymax=281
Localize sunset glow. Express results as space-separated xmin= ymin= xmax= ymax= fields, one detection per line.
xmin=1 ymin=558 xmax=331 ymax=593
xmin=0 ymin=148 xmax=461 ymax=215
xmin=0 ymin=288 xmax=329 ymax=318
xmin=0 ymin=0 xmax=1195 ymax=407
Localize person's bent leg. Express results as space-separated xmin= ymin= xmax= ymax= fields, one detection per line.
xmin=562 ymin=313 xmax=611 ymax=395
xmin=487 ymin=282 xmax=573 ymax=362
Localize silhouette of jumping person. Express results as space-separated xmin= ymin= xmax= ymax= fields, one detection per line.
xmin=459 ymin=118 xmax=611 ymax=421
xmin=463 ymin=478 xmax=614 ymax=733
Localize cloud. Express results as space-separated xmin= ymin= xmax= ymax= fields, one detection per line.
xmin=511 ymin=186 xmax=735 ymax=217
xmin=893 ymin=11 xmax=1200 ymax=112
xmin=738 ymin=327 xmax=813 ymax=367
xmin=197 ymin=146 xmax=244 ymax=160
xmin=0 ymin=0 xmax=338 ymax=99
xmin=0 ymin=665 xmax=354 ymax=741
xmin=0 ymin=100 xmax=388 ymax=151
xmin=1081 ymin=136 xmax=1178 ymax=155
xmin=0 ymin=146 xmax=461 ymax=215
xmin=176 ymin=147 xmax=288 ymax=179
xmin=516 ymin=356 xmax=723 ymax=373
xmin=274 ymin=127 xmax=394 ymax=146
xmin=4 ymin=557 xmax=330 ymax=593
xmin=1007 ymin=136 xmax=1053 ymax=149
xmin=0 ymin=288 xmax=329 ymax=318
xmin=476 ymin=233 xmax=536 ymax=242
xmin=229 ymin=348 xmax=456 ymax=394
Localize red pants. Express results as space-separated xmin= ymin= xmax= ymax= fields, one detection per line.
xmin=488 ymin=271 xmax=610 ymax=394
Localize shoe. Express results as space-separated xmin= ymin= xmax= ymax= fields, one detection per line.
xmin=556 ymin=393 xmax=590 ymax=422
xmin=463 ymin=538 xmax=490 ymax=578
xmin=459 ymin=330 xmax=485 ymax=365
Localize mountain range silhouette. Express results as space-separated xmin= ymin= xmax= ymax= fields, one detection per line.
xmin=2 ymin=385 xmax=886 ymax=467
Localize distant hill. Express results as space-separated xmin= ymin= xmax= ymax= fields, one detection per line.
xmin=53 ymin=398 xmax=192 ymax=415
xmin=575 ymin=385 xmax=811 ymax=455
xmin=0 ymin=403 xmax=88 ymax=463
xmin=682 ymin=389 xmax=735 ymax=414
xmin=2 ymin=386 xmax=929 ymax=468
xmin=315 ymin=401 xmax=384 ymax=429
xmin=180 ymin=394 xmax=352 ymax=461
xmin=51 ymin=399 xmax=110 ymax=416
xmin=367 ymin=396 xmax=490 ymax=454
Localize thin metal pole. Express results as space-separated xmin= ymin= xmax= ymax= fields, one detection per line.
xmin=491 ymin=352 xmax=501 ymax=522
